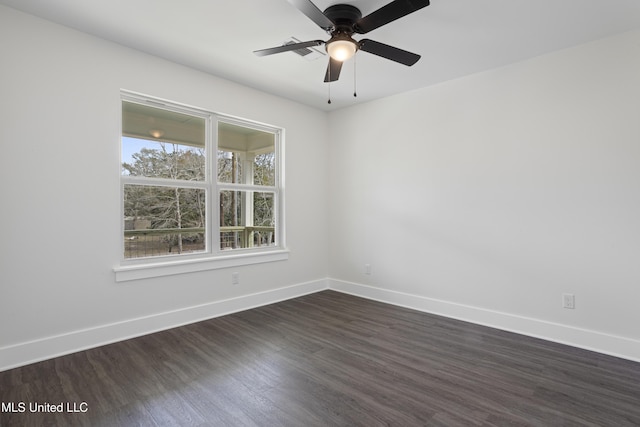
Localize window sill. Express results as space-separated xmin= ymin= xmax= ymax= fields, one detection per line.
xmin=113 ymin=249 xmax=289 ymax=282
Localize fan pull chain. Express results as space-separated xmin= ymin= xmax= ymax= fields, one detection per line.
xmin=353 ymin=54 xmax=357 ymax=98
xmin=327 ymin=65 xmax=332 ymax=104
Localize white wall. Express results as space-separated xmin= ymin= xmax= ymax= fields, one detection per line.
xmin=0 ymin=6 xmax=329 ymax=369
xmin=328 ymin=30 xmax=640 ymax=360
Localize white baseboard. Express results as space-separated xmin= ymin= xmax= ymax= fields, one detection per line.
xmin=0 ymin=279 xmax=329 ymax=372
xmin=3 ymin=277 xmax=638 ymax=372
xmin=328 ymin=278 xmax=640 ymax=363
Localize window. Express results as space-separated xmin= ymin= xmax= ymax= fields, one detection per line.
xmin=217 ymin=121 xmax=279 ymax=251
xmin=117 ymin=93 xmax=286 ymax=280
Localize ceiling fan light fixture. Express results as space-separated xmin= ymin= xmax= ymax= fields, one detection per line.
xmin=326 ymin=36 xmax=358 ymax=62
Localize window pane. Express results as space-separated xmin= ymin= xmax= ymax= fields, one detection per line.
xmin=122 ymin=101 xmax=206 ymax=181
xmin=124 ymin=185 xmax=206 ymax=258
xmin=122 ymin=138 xmax=205 ymax=180
xmin=217 ymin=122 xmax=275 ymax=186
xmin=219 ymin=190 xmax=276 ymax=250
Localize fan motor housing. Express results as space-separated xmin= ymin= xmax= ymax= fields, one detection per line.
xmin=323 ymin=4 xmax=362 ymax=31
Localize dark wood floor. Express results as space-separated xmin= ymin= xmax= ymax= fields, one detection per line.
xmin=2 ymin=291 xmax=639 ymax=426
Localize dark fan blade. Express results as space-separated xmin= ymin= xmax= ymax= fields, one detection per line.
xmin=324 ymin=57 xmax=343 ymax=82
xmin=355 ymin=0 xmax=430 ymax=34
xmin=359 ymin=39 xmax=420 ymax=66
xmin=254 ymin=40 xmax=324 ymax=57
xmin=288 ymin=0 xmax=335 ymax=30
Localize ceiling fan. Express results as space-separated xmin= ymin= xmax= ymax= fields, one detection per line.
xmin=254 ymin=0 xmax=430 ymax=83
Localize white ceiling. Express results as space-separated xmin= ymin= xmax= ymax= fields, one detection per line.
xmin=3 ymin=0 xmax=640 ymax=111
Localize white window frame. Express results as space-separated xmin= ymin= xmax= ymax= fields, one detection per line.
xmin=114 ymin=92 xmax=287 ymax=282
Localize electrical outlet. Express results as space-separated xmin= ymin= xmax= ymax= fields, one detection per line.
xmin=231 ymin=272 xmax=240 ymax=285
xmin=364 ymin=264 xmax=371 ymax=275
xmin=562 ymin=293 xmax=575 ymax=309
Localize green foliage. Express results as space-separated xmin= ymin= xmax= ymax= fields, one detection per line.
xmin=123 ymin=143 xmax=206 ymax=232
xmin=124 ymin=144 xmax=275 ymax=234
xmin=122 ymin=145 xmax=205 ymax=181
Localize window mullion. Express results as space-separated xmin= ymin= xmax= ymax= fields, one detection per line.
xmin=122 ymin=175 xmax=207 ymax=189
xmin=210 ymin=115 xmax=220 ymax=254
xmin=217 ymin=183 xmax=277 ymax=192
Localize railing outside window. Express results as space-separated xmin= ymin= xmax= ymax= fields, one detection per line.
xmin=124 ymin=226 xmax=275 ymax=259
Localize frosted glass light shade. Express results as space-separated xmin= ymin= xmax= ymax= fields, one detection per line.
xmin=326 ymin=39 xmax=357 ymax=62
